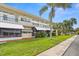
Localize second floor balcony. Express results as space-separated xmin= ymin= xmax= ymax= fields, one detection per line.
xmin=0 ymin=16 xmax=33 ymax=27
xmin=0 ymin=15 xmax=50 ymax=29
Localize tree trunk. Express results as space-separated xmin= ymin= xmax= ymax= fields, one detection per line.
xmin=61 ymin=31 xmax=65 ymax=35
xmin=61 ymin=32 xmax=64 ymax=35
xmin=50 ymin=26 xmax=53 ymax=39
xmin=56 ymin=30 xmax=58 ymax=36
xmin=49 ymin=18 xmax=53 ymax=39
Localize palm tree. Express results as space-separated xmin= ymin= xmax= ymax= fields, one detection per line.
xmin=53 ymin=23 xmax=59 ymax=36
xmin=75 ymin=28 xmax=79 ymax=34
xmin=39 ymin=3 xmax=72 ymax=39
xmin=58 ymin=22 xmax=64 ymax=35
xmin=53 ymin=22 xmax=64 ymax=36
xmin=63 ymin=18 xmax=77 ymax=34
xmin=70 ymin=18 xmax=77 ymax=26
xmin=69 ymin=18 xmax=77 ymax=34
xmin=63 ymin=20 xmax=70 ymax=34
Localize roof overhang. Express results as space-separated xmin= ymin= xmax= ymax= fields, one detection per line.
xmin=35 ymin=27 xmax=51 ymax=31
xmin=0 ymin=22 xmax=24 ymax=29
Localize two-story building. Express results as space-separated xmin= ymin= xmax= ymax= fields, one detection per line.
xmin=0 ymin=4 xmax=50 ymax=41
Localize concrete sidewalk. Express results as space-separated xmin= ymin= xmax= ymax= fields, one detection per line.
xmin=37 ymin=35 xmax=77 ymax=56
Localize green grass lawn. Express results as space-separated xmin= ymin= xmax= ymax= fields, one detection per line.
xmin=0 ymin=35 xmax=73 ymax=56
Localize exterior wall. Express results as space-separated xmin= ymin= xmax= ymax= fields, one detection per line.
xmin=0 ymin=4 xmax=49 ymax=24
xmin=0 ymin=11 xmax=16 ymax=24
xmin=22 ymin=33 xmax=32 ymax=38
xmin=22 ymin=27 xmax=33 ymax=38
xmin=31 ymin=20 xmax=50 ymax=30
xmin=18 ymin=16 xmax=33 ymax=27
xmin=0 ymin=4 xmax=51 ymax=41
xmin=0 ymin=10 xmax=50 ymax=30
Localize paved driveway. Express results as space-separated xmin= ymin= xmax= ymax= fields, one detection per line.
xmin=63 ymin=35 xmax=79 ymax=56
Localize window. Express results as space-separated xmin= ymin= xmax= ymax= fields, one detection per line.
xmin=21 ymin=17 xmax=30 ymax=23
xmin=21 ymin=18 xmax=25 ymax=21
xmin=3 ymin=15 xmax=8 ymax=20
xmin=3 ymin=32 xmax=8 ymax=36
xmin=0 ymin=29 xmax=1 ymax=35
xmin=25 ymin=18 xmax=30 ymax=22
xmin=22 ymin=29 xmax=32 ymax=33
xmin=33 ymin=23 xmax=39 ymax=27
xmin=15 ymin=16 xmax=18 ymax=22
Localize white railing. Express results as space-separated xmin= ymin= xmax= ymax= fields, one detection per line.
xmin=0 ymin=16 xmax=50 ymax=29
xmin=0 ymin=16 xmax=18 ymax=24
xmin=0 ymin=16 xmax=32 ymax=26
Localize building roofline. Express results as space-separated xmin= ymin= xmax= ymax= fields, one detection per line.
xmin=0 ymin=4 xmax=50 ymax=24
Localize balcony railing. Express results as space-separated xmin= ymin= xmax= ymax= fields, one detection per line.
xmin=0 ymin=16 xmax=32 ymax=26
xmin=0 ymin=16 xmax=18 ymax=24
xmin=0 ymin=16 xmax=50 ymax=29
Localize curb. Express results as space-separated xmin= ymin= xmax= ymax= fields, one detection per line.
xmin=61 ymin=35 xmax=77 ymax=56
xmin=62 ymin=35 xmax=78 ymax=56
xmin=37 ymin=35 xmax=77 ymax=56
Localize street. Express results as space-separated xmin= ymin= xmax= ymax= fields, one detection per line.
xmin=63 ymin=35 xmax=79 ymax=56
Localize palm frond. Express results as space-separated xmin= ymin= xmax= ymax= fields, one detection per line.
xmin=55 ymin=3 xmax=72 ymax=9
xmin=71 ymin=18 xmax=77 ymax=24
xmin=39 ymin=5 xmax=48 ymax=16
xmin=47 ymin=3 xmax=55 ymax=8
xmin=47 ymin=3 xmax=72 ymax=10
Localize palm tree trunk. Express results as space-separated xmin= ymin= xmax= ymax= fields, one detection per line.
xmin=56 ymin=30 xmax=58 ymax=36
xmin=49 ymin=17 xmax=53 ymax=39
xmin=61 ymin=32 xmax=64 ymax=35
xmin=50 ymin=26 xmax=53 ymax=39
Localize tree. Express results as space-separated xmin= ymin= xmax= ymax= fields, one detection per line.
xmin=39 ymin=3 xmax=72 ymax=39
xmin=62 ymin=18 xmax=77 ymax=34
xmin=53 ymin=18 xmax=77 ymax=35
xmin=53 ymin=23 xmax=59 ymax=36
xmin=75 ymin=28 xmax=79 ymax=34
xmin=58 ymin=23 xmax=65 ymax=35
xmin=53 ymin=22 xmax=63 ymax=36
xmin=63 ymin=20 xmax=70 ymax=34
xmin=70 ymin=18 xmax=77 ymax=26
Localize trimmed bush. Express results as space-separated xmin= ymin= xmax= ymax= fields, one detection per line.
xmin=36 ymin=31 xmax=47 ymax=38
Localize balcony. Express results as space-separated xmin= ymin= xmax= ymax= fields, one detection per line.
xmin=0 ymin=16 xmax=33 ymax=27
xmin=0 ymin=16 xmax=18 ymax=24
xmin=0 ymin=16 xmax=50 ymax=28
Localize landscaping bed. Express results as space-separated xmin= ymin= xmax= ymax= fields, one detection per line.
xmin=0 ymin=35 xmax=73 ymax=56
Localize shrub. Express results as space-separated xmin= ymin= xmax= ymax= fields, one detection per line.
xmin=36 ymin=31 xmax=47 ymax=38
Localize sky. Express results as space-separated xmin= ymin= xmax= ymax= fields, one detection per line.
xmin=6 ymin=3 xmax=79 ymax=29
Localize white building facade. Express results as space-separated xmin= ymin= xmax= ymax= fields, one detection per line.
xmin=0 ymin=4 xmax=50 ymax=41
